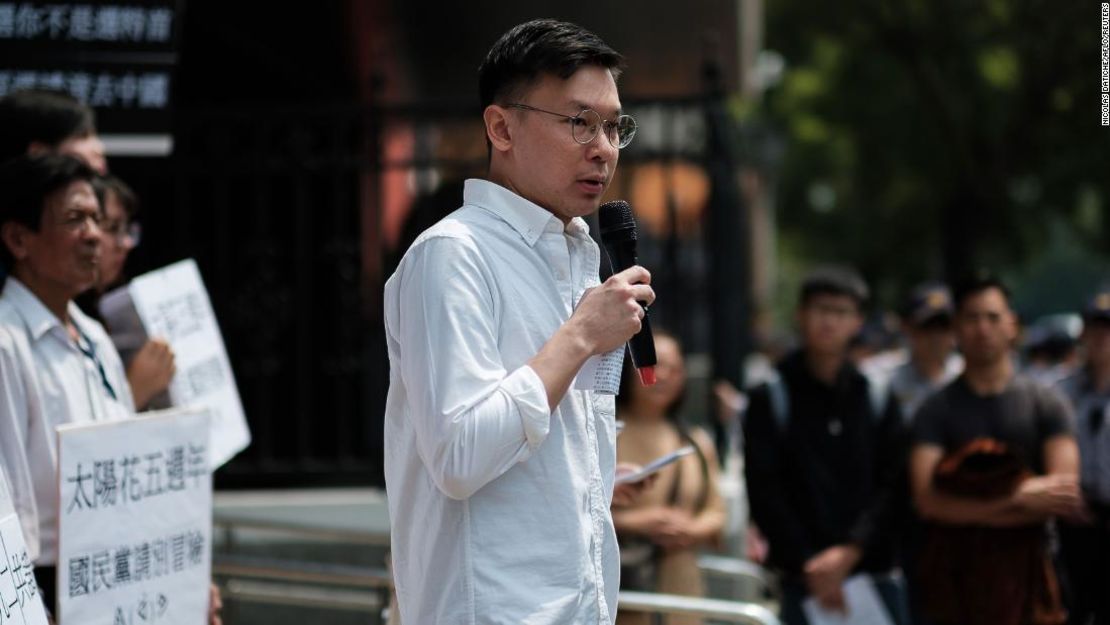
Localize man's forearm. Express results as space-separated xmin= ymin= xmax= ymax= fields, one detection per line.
xmin=527 ymin=323 xmax=594 ymax=411
xmin=916 ymin=490 xmax=1046 ymax=527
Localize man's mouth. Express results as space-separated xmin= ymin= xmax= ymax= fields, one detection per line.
xmin=578 ymin=176 xmax=607 ymax=194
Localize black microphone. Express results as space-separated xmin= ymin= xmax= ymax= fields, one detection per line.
xmin=598 ymin=200 xmax=657 ymax=385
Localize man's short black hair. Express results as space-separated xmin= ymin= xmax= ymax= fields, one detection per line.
xmin=799 ymin=265 xmax=869 ymax=310
xmin=0 ymin=154 xmax=98 ymax=268
xmin=0 ymin=89 xmax=97 ymax=164
xmin=953 ymin=271 xmax=1012 ymax=312
xmin=478 ymin=19 xmax=624 ymax=111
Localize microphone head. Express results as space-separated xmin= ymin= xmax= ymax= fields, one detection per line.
xmin=598 ymin=200 xmax=636 ymax=241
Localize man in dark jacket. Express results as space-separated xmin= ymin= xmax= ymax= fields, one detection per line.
xmin=745 ymin=266 xmax=908 ymax=625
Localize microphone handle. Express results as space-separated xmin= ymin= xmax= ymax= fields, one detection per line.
xmin=628 ymin=313 xmax=657 ymax=370
xmin=602 ymin=239 xmax=657 ymax=370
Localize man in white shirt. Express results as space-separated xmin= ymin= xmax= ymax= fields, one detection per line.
xmin=0 ymin=154 xmax=136 ymax=610
xmin=384 ymin=19 xmax=652 ymax=625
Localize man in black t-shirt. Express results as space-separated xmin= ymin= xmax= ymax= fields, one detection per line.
xmin=909 ymin=274 xmax=1084 ymax=625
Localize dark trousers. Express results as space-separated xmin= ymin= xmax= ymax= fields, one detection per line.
xmin=1059 ymin=524 xmax=1110 ymax=625
xmin=33 ymin=565 xmax=56 ymax=616
xmin=781 ymin=574 xmax=910 ymax=625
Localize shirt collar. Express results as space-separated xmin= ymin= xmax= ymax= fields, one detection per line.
xmin=463 ymin=178 xmax=591 ymax=246
xmin=2 ymin=277 xmax=88 ymax=342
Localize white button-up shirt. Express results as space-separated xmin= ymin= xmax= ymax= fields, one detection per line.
xmin=1058 ymin=370 xmax=1110 ymax=502
xmin=383 ymin=179 xmax=619 ymax=625
xmin=888 ymin=354 xmax=964 ymax=422
xmin=0 ymin=278 xmax=134 ymax=564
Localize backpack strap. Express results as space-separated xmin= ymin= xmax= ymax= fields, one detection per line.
xmin=766 ymin=373 xmax=790 ymax=433
xmin=865 ymin=372 xmax=889 ymax=424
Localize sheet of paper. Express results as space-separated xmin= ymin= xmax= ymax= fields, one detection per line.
xmin=615 ymin=446 xmax=696 ymax=485
xmin=101 ymin=259 xmax=251 ymax=469
xmin=0 ymin=465 xmax=50 ymax=625
xmin=802 ymin=575 xmax=894 ymax=625
xmin=574 ymin=346 xmax=624 ymax=394
xmin=56 ymin=408 xmax=213 ymax=625
xmin=0 ymin=513 xmax=49 ymax=625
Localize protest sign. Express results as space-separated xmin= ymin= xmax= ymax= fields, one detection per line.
xmin=0 ymin=467 xmax=49 ymax=625
xmin=57 ymin=408 xmax=212 ymax=625
xmin=100 ymin=259 xmax=250 ymax=468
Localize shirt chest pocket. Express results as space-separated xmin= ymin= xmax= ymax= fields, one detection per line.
xmin=591 ymin=392 xmax=616 ymax=418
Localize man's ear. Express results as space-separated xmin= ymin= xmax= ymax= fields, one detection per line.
xmin=483 ymin=104 xmax=513 ymax=154
xmin=1 ymin=222 xmax=30 ymax=264
xmin=1003 ymin=309 xmax=1021 ymax=342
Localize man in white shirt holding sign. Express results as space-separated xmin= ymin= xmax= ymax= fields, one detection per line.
xmin=0 ymin=154 xmax=135 ymax=610
xmin=0 ymin=155 xmax=224 ymax=625
xmin=384 ymin=19 xmax=653 ymax=625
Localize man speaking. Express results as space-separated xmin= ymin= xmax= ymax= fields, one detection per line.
xmin=383 ymin=19 xmax=653 ymax=625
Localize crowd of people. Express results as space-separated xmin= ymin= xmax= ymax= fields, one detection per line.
xmin=0 ymin=88 xmax=220 ymax=623
xmin=618 ymin=267 xmax=1110 ymax=625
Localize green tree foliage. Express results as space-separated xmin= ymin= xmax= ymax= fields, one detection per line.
xmin=761 ymin=0 xmax=1109 ymax=308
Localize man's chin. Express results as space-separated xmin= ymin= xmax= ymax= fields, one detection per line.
xmin=71 ymin=268 xmax=100 ymax=295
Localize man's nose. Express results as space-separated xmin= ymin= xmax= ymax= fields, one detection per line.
xmin=82 ymin=217 xmax=104 ymax=240
xmin=587 ymin=133 xmax=618 ymax=162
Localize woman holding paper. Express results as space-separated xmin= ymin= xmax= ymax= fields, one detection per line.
xmin=77 ymin=174 xmax=176 ymax=410
xmin=612 ymin=332 xmax=726 ymax=625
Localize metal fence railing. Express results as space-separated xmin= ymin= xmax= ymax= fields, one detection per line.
xmin=213 ymin=554 xmax=781 ymax=625
xmin=210 ymin=490 xmax=782 ymax=624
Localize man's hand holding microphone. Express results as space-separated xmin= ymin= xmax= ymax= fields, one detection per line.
xmin=529 ymin=265 xmax=655 ymax=411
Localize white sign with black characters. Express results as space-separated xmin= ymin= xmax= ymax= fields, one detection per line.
xmin=56 ymin=408 xmax=212 ymax=625
xmin=0 ymin=468 xmax=49 ymax=625
xmin=100 ymin=259 xmax=252 ymax=469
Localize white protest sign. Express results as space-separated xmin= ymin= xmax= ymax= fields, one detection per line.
xmin=100 ymin=258 xmax=250 ymax=468
xmin=57 ymin=408 xmax=212 ymax=625
xmin=0 ymin=468 xmax=49 ymax=625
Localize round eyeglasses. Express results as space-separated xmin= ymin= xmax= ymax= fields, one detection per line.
xmin=101 ymin=220 xmax=142 ymax=248
xmin=505 ymin=103 xmax=637 ymax=149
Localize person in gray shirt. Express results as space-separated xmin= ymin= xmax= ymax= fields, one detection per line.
xmin=889 ymin=282 xmax=962 ymax=423
xmin=1056 ymin=288 xmax=1110 ymax=625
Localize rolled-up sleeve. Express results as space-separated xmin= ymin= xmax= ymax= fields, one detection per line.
xmin=392 ymin=235 xmax=552 ymax=500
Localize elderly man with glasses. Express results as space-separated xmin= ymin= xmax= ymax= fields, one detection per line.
xmin=383 ymin=18 xmax=652 ymax=625
xmin=0 ymin=154 xmax=136 ymax=615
